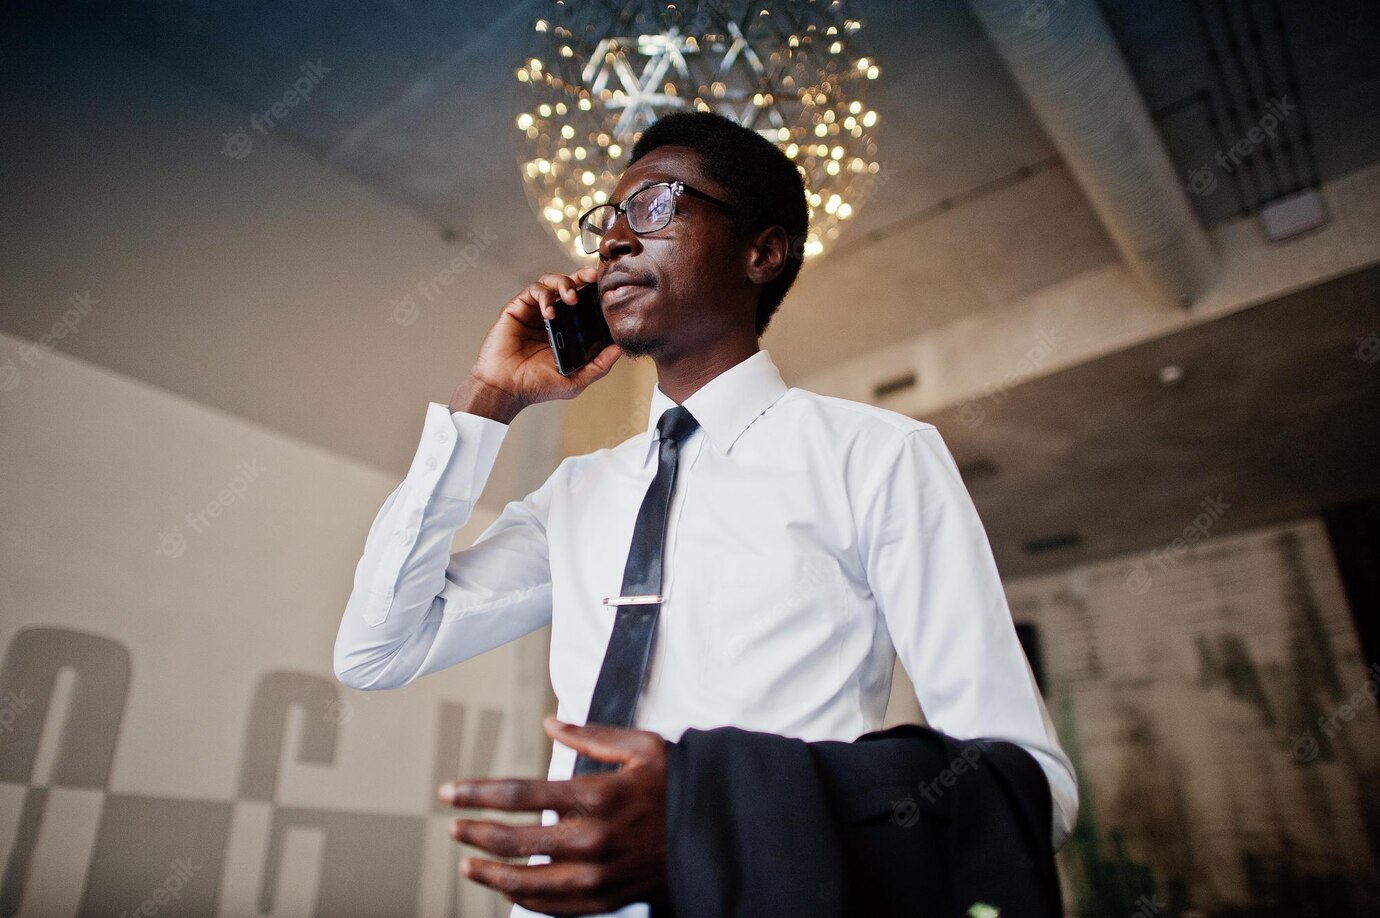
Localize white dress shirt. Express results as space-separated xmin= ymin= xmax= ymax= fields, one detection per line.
xmin=334 ymin=348 xmax=1077 ymax=917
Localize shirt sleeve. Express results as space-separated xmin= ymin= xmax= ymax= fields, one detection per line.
xmin=858 ymin=425 xmax=1079 ymax=850
xmin=333 ymin=402 xmax=557 ymax=691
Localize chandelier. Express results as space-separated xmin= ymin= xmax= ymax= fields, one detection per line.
xmin=513 ymin=0 xmax=882 ymax=261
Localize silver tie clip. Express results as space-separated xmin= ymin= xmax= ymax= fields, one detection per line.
xmin=601 ymin=594 xmax=665 ymax=606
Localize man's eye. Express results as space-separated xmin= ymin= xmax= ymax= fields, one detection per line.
xmin=645 ymin=195 xmax=671 ymax=222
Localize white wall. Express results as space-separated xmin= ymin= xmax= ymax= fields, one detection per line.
xmin=0 ymin=332 xmax=542 ymax=917
xmin=0 ymin=22 xmax=566 ymax=912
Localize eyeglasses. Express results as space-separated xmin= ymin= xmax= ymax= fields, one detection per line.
xmin=578 ymin=180 xmax=734 ymax=254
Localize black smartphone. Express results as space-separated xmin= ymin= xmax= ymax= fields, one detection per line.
xmin=544 ymin=282 xmax=614 ymax=377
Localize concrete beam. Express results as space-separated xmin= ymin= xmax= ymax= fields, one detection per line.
xmin=967 ymin=0 xmax=1217 ymax=306
xmin=800 ymin=161 xmax=1380 ymax=417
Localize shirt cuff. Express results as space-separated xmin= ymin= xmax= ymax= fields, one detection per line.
xmin=406 ymin=402 xmax=509 ymax=503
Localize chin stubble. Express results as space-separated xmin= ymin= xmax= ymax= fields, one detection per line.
xmin=614 ymin=332 xmax=668 ymax=359
xmin=605 ymin=278 xmax=664 ymax=358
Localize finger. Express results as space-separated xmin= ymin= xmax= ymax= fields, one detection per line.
xmin=568 ymin=344 xmax=622 ymax=386
xmin=452 ymin=816 xmax=607 ymax=860
xmin=536 ymin=272 xmax=579 ymax=306
xmin=532 ymin=282 xmax=563 ymax=319
xmin=573 ymin=265 xmax=599 ymax=285
xmin=439 ymin=776 xmax=581 ymax=814
xmin=462 ymin=856 xmax=606 ymax=906
xmin=542 ymin=716 xmax=660 ymax=768
xmin=512 ymin=892 xmax=621 ymax=918
xmin=515 ymin=281 xmax=561 ymax=321
xmin=500 ymin=295 xmax=546 ymax=333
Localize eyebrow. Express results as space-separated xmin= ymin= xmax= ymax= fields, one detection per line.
xmin=623 ymin=179 xmax=671 ymax=198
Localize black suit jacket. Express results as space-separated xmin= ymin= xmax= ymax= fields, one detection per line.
xmin=660 ymin=724 xmax=1063 ymax=918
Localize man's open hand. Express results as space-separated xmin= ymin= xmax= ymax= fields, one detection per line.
xmin=438 ymin=715 xmax=668 ymax=916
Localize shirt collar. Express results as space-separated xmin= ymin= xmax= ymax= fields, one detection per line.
xmin=643 ymin=349 xmax=788 ymax=460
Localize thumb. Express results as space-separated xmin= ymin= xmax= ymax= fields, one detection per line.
xmin=543 ymin=715 xmax=654 ymax=767
xmin=569 ymin=343 xmax=622 ymax=387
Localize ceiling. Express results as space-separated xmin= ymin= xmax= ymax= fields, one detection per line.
xmin=935 ymin=261 xmax=1380 ymax=578
xmin=3 ymin=0 xmax=1378 ymax=575
xmin=60 ymin=0 xmax=1380 ymax=379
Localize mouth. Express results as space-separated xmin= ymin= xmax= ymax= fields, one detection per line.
xmin=596 ymin=269 xmax=654 ymax=303
xmin=600 ymin=282 xmax=650 ymax=307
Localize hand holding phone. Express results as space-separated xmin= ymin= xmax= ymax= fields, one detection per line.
xmin=451 ymin=268 xmax=620 ymax=424
xmin=544 ymin=282 xmax=615 ymax=377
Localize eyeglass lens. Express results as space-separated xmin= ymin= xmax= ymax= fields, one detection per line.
xmin=580 ymin=184 xmax=675 ymax=253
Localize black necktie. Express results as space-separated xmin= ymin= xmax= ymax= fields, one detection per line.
xmin=573 ymin=405 xmax=699 ymax=776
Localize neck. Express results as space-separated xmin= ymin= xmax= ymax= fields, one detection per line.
xmin=654 ymin=337 xmax=760 ymax=404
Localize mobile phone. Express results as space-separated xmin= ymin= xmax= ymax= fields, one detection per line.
xmin=544 ymin=282 xmax=614 ymax=377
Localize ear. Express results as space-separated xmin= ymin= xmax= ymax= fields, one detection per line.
xmin=744 ymin=225 xmax=791 ymax=287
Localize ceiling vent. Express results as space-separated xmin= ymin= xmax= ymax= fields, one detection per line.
xmin=872 ymin=371 xmax=917 ymax=400
xmin=1022 ymin=532 xmax=1084 ymax=555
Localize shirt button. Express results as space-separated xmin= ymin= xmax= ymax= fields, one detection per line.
xmin=425 ymin=456 xmax=439 ymax=471
xmin=396 ymin=528 xmax=412 ymax=544
xmin=436 ymin=428 xmax=452 ymax=444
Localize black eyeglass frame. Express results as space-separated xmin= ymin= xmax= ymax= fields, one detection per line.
xmin=577 ymin=180 xmax=735 ymax=254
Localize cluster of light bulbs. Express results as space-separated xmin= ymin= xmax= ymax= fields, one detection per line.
xmin=513 ymin=1 xmax=881 ymax=261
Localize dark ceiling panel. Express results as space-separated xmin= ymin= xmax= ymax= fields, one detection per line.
xmin=89 ymin=0 xmax=536 ymax=153
xmin=933 ymin=261 xmax=1380 ymax=578
xmin=1101 ymin=0 xmax=1380 ymax=224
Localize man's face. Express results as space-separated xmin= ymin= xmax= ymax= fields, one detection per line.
xmin=595 ymin=146 xmax=750 ymax=360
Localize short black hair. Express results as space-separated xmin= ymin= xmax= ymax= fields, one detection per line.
xmin=629 ymin=111 xmax=808 ymax=337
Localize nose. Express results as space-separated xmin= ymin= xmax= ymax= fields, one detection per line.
xmin=598 ymin=210 xmax=640 ymax=262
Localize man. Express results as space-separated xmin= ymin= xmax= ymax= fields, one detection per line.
xmin=334 ymin=112 xmax=1077 ymax=916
